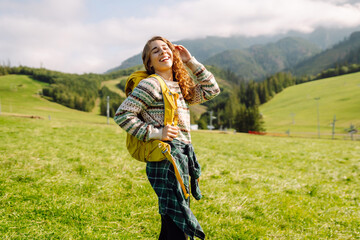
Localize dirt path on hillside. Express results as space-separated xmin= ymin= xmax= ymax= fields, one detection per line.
xmin=91 ymin=97 xmax=101 ymax=115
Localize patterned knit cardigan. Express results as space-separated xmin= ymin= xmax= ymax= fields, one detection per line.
xmin=114 ymin=57 xmax=220 ymax=144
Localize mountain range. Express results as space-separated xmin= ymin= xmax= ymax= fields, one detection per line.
xmin=107 ymin=26 xmax=360 ymax=81
xmin=291 ymin=31 xmax=360 ymax=76
xmin=204 ymin=37 xmax=320 ymax=80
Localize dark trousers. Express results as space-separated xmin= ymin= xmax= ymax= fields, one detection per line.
xmin=159 ymin=215 xmax=188 ymax=240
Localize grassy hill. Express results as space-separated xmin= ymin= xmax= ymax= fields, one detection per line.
xmin=0 ymin=75 xmax=106 ymax=124
xmin=260 ymin=72 xmax=360 ymax=137
xmin=1 ymin=74 xmax=360 ymax=238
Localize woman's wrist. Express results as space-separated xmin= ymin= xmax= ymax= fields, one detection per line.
xmin=148 ymin=127 xmax=163 ymax=140
xmin=183 ymin=56 xmax=193 ymax=64
xmin=185 ymin=56 xmax=200 ymax=72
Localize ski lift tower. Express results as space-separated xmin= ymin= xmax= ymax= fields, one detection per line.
xmin=208 ymin=110 xmax=216 ymax=130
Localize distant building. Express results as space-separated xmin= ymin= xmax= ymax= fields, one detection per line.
xmin=190 ymin=124 xmax=198 ymax=130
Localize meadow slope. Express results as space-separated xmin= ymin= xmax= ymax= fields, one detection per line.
xmin=0 ymin=75 xmax=106 ymax=124
xmin=260 ymin=72 xmax=360 ymax=138
xmin=1 ymin=75 xmax=360 ymax=239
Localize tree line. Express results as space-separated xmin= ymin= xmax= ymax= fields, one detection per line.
xmin=0 ymin=65 xmax=138 ymax=113
xmin=314 ymin=63 xmax=360 ymax=80
xmin=99 ymin=86 xmax=124 ymax=117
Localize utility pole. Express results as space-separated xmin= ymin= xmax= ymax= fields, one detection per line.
xmin=106 ymin=96 xmax=110 ymax=125
xmin=332 ymin=115 xmax=336 ymax=140
xmin=208 ymin=110 xmax=216 ymax=130
xmin=290 ymin=112 xmax=295 ymax=125
xmin=314 ymin=97 xmax=320 ymax=138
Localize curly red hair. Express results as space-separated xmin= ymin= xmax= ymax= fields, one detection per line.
xmin=142 ymin=36 xmax=194 ymax=101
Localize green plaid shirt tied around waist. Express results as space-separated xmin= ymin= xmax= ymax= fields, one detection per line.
xmin=146 ymin=139 xmax=204 ymax=240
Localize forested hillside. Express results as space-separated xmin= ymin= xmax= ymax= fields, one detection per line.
xmin=108 ymin=37 xmax=320 ymax=81
xmin=106 ymin=35 xmax=285 ymax=72
xmin=292 ymin=31 xmax=360 ymax=76
xmin=113 ymin=36 xmax=322 ymax=82
xmin=205 ymin=37 xmax=320 ymax=80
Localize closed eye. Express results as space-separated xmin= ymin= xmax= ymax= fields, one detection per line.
xmin=151 ymin=44 xmax=170 ymax=54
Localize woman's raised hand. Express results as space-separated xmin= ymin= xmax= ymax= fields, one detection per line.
xmin=162 ymin=125 xmax=179 ymax=141
xmin=174 ymin=45 xmax=192 ymax=64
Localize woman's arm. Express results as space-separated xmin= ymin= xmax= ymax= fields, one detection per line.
xmin=114 ymin=78 xmax=179 ymax=141
xmin=186 ymin=57 xmax=221 ymax=105
xmin=175 ymin=45 xmax=221 ymax=105
xmin=114 ymin=78 xmax=162 ymax=142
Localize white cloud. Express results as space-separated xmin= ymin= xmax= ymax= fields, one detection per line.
xmin=0 ymin=0 xmax=85 ymax=22
xmin=149 ymin=0 xmax=360 ymax=37
xmin=1 ymin=0 xmax=360 ymax=73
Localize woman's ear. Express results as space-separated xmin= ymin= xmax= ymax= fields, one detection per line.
xmin=147 ymin=60 xmax=152 ymax=69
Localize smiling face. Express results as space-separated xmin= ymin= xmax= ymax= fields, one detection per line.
xmin=148 ymin=40 xmax=174 ymax=74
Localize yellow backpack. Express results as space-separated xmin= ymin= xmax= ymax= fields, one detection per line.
xmin=124 ymin=71 xmax=189 ymax=198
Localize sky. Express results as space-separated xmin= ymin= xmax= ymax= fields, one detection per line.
xmin=1 ymin=0 xmax=360 ymax=74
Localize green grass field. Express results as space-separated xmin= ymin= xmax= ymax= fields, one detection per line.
xmin=1 ymin=75 xmax=360 ymax=239
xmin=260 ymin=72 xmax=360 ymax=139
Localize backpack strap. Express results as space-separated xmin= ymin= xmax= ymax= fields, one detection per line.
xmin=125 ymin=71 xmax=178 ymax=127
xmin=125 ymin=71 xmax=149 ymax=97
xmin=150 ymin=74 xmax=179 ymax=127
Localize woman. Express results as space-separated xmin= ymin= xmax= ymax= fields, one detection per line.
xmin=114 ymin=36 xmax=220 ymax=240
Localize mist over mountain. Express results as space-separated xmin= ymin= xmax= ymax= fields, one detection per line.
xmin=285 ymin=26 xmax=360 ymax=50
xmin=292 ymin=31 xmax=360 ymax=76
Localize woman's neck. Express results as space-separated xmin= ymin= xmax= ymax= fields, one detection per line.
xmin=155 ymin=70 xmax=173 ymax=81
